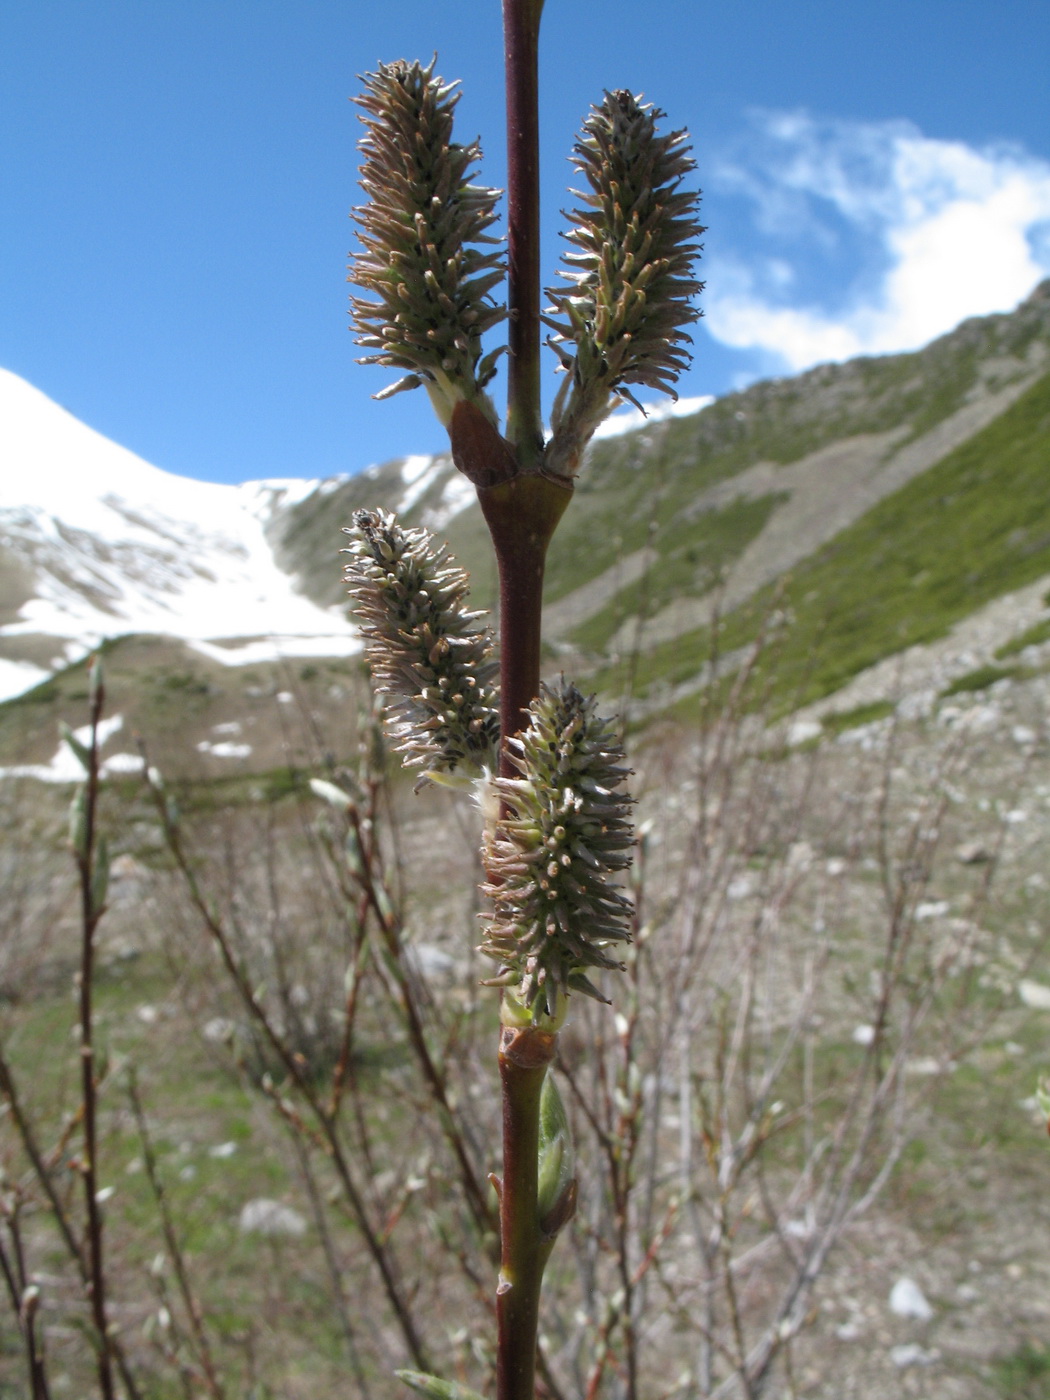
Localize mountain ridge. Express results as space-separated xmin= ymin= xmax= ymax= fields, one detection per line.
xmin=0 ymin=369 xmax=359 ymax=702
xmin=2 ymin=281 xmax=1049 ymax=725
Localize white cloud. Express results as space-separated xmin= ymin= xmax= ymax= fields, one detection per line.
xmin=705 ymin=113 xmax=1050 ymax=372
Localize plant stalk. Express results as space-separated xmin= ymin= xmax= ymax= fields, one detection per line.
xmin=478 ymin=476 xmax=571 ymax=764
xmin=495 ymin=1025 xmax=556 ymax=1400
xmin=502 ymin=0 xmax=545 ymax=469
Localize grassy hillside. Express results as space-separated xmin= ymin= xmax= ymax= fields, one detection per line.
xmin=0 ymin=633 xmax=367 ymax=779
xmin=274 ymin=282 xmax=1050 ymax=674
xmin=599 ymin=366 xmax=1050 ymax=714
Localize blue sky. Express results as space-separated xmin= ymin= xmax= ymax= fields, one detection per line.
xmin=2 ymin=1 xmax=1049 ymax=485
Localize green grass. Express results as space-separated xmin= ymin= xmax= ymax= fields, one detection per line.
xmin=819 ymin=699 xmax=897 ymax=735
xmin=942 ymin=663 xmax=1022 ymax=696
xmin=569 ymin=491 xmax=786 ymax=653
xmin=991 ymin=1343 xmax=1050 ymax=1399
xmin=996 ymin=617 xmax=1050 ymax=659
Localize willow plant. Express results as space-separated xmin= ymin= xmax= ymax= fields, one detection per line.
xmin=345 ymin=6 xmax=703 ymax=1397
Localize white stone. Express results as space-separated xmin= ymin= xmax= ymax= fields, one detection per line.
xmin=915 ymin=900 xmax=949 ymax=920
xmin=852 ymin=1025 xmax=875 ymax=1046
xmin=1019 ymin=979 xmax=1050 ymax=1010
xmin=409 ymin=944 xmax=457 ymax=979
xmin=209 ymin=1141 xmax=237 ymax=1159
xmin=905 ymin=1056 xmax=945 ymax=1076
xmin=889 ymin=1277 xmax=933 ymax=1321
xmin=955 ymin=840 xmax=992 ymax=865
xmin=787 ymin=719 xmax=822 ymax=747
xmin=959 ymin=703 xmax=1001 ymax=733
xmin=898 ymin=690 xmax=933 ymax=720
xmin=891 ymin=1344 xmax=939 ymax=1367
xmin=238 ymin=1199 xmax=307 ymax=1238
xmin=727 ymin=874 xmax=753 ymax=901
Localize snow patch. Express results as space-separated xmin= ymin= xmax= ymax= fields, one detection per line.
xmin=197 ymin=740 xmax=252 ymax=759
xmin=592 ymin=394 xmax=715 ymax=441
xmin=0 ymin=369 xmax=361 ymax=698
xmin=395 ymin=453 xmax=443 ymax=515
xmin=0 ymin=658 xmax=51 ymax=703
xmin=0 ymin=713 xmax=124 ymax=783
xmin=423 ymin=471 xmax=476 ymax=532
xmin=187 ymin=634 xmax=360 ymax=668
xmin=101 ymin=752 xmax=145 ymax=776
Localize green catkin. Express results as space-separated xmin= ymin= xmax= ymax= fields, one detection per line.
xmin=545 ymin=90 xmax=706 ymax=475
xmin=480 ymin=678 xmax=635 ymax=1016
xmin=349 ymin=58 xmax=507 ymax=425
xmin=342 ymin=509 xmax=499 ymax=786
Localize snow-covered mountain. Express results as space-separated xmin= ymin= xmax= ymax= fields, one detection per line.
xmin=0 ymin=369 xmax=361 ymax=702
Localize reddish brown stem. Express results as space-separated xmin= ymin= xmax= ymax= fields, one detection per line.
xmin=502 ymin=0 xmax=545 ymax=467
xmin=495 ymin=1025 xmax=556 ymax=1400
xmin=478 ymin=475 xmax=571 ymax=773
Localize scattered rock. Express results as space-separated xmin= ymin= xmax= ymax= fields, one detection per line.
xmin=915 ymin=900 xmax=950 ymax=920
xmin=889 ymin=1277 xmax=934 ymax=1321
xmin=787 ymin=719 xmax=822 ymax=747
xmin=905 ymin=1056 xmax=946 ymax=1076
xmin=238 ymin=1199 xmax=307 ymax=1238
xmin=209 ymin=1141 xmax=237 ymax=1159
xmin=890 ymin=1343 xmax=940 ymax=1367
xmin=408 ymin=943 xmax=457 ymax=980
xmin=727 ymin=874 xmax=754 ymax=901
xmin=955 ymin=840 xmax=993 ymax=865
xmin=1018 ymin=979 xmax=1050 ymax=1010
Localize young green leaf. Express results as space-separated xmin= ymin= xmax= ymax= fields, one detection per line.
xmin=395 ymin=1369 xmax=489 ymax=1400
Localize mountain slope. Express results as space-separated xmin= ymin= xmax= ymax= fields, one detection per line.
xmin=0 ymin=370 xmax=358 ymax=701
xmin=3 ymin=281 xmax=1048 ymax=722
xmin=271 ymin=279 xmax=1050 ymax=659
xmin=591 ymin=364 xmax=1050 ymax=714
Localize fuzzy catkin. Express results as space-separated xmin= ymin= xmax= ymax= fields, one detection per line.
xmin=343 ymin=509 xmax=499 ymax=785
xmin=349 ymin=58 xmax=506 ymax=424
xmin=545 ymin=90 xmax=705 ymax=475
xmin=480 ymin=678 xmax=634 ymax=1015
